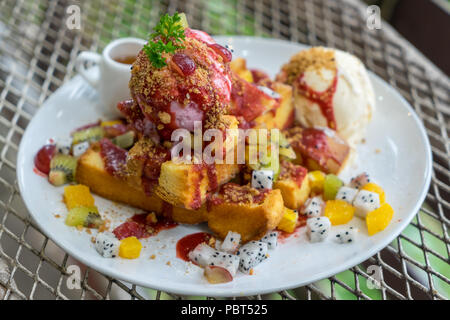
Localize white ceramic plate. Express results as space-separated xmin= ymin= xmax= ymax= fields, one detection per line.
xmin=17 ymin=37 xmax=432 ymax=297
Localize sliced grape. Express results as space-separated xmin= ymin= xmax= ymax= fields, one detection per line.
xmin=323 ymin=174 xmax=344 ymax=200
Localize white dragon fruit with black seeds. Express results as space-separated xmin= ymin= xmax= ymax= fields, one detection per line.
xmin=261 ymin=231 xmax=278 ymax=250
xmin=302 ymin=196 xmax=325 ymax=217
xmin=349 ymin=172 xmax=371 ymax=189
xmin=55 ymin=137 xmax=72 ymax=155
xmin=335 ymin=227 xmax=356 ymax=244
xmin=335 ymin=186 xmax=359 ymax=204
xmin=237 ymin=241 xmax=268 ymax=273
xmin=189 ymin=243 xmax=240 ymax=276
xmin=353 ymin=190 xmax=380 ymax=218
xmin=214 ymin=239 xmax=222 ymax=251
xmin=207 ymin=251 xmax=240 ymax=276
xmin=94 ymin=232 xmax=119 ymax=258
xmin=188 ymin=243 xmax=216 ymax=266
xmin=307 ymin=217 xmax=331 ymax=243
xmin=73 ymin=141 xmax=89 ymax=157
xmin=220 ymin=231 xmax=241 ymax=253
xmin=251 ymin=170 xmax=273 ymax=190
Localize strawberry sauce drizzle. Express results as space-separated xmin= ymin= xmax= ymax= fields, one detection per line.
xmin=176 ymin=232 xmax=212 ymax=262
xmin=297 ymin=73 xmax=338 ymax=129
xmin=99 ymin=138 xmax=128 ymax=177
xmin=113 ymin=213 xmax=177 ymax=240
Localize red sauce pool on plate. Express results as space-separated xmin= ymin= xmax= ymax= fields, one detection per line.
xmin=176 ymin=232 xmax=212 ymax=262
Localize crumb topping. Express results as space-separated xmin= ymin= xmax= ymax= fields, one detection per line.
xmin=277 ymin=47 xmax=337 ymax=85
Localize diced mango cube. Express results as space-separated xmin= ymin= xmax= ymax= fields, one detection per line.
xmin=324 ymin=200 xmax=355 ymax=225
xmin=277 ymin=208 xmax=298 ymax=233
xmin=119 ymin=236 xmax=142 ymax=259
xmin=366 ymin=203 xmax=394 ymax=236
xmin=308 ymin=171 xmax=326 ymax=194
xmin=362 ymin=183 xmax=386 ymax=204
xmin=64 ymin=184 xmax=95 ymax=210
xmin=101 ymin=120 xmax=123 ymax=127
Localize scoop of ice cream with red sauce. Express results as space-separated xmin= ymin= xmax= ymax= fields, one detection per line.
xmin=276 ymin=47 xmax=375 ymax=145
xmin=127 ymin=27 xmax=233 ymax=140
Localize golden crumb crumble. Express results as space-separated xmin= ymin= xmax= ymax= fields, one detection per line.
xmin=278 ymin=47 xmax=337 ymax=85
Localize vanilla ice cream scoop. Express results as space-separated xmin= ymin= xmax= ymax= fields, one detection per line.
xmin=276 ymin=47 xmax=375 ymax=145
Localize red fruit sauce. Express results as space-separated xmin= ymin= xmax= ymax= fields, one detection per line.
xmin=113 ymin=213 xmax=178 ymax=240
xmin=176 ymin=232 xmax=212 ymax=262
xmin=296 ymin=73 xmax=338 ymax=130
xmin=99 ymin=138 xmax=127 ymax=176
xmin=34 ymin=144 xmax=56 ymax=174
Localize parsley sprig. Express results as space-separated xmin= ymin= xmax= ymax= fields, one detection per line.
xmin=143 ymin=12 xmax=186 ymax=68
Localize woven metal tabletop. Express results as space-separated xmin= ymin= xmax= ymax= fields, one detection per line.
xmin=0 ymin=0 xmax=448 ymax=300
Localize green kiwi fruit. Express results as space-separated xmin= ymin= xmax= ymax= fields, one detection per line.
xmin=112 ymin=131 xmax=135 ymax=149
xmin=65 ymin=206 xmax=103 ymax=228
xmin=48 ymin=154 xmax=77 ymax=186
xmin=72 ymin=126 xmax=104 ymax=145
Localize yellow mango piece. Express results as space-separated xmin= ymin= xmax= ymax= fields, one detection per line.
xmin=324 ymin=200 xmax=355 ymax=225
xmin=366 ymin=203 xmax=394 ymax=236
xmin=277 ymin=208 xmax=298 ymax=233
xmin=362 ymin=183 xmax=386 ymax=204
xmin=101 ymin=120 xmax=122 ymax=127
xmin=119 ymin=236 xmax=142 ymax=259
xmin=64 ymin=184 xmax=95 ymax=210
xmin=308 ymin=171 xmax=325 ymax=194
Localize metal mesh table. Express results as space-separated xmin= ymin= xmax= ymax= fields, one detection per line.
xmin=0 ymin=0 xmax=448 ymax=300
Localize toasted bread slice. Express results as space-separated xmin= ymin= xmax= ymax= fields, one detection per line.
xmin=206 ymin=184 xmax=284 ymax=242
xmin=274 ymin=161 xmax=310 ymax=209
xmin=76 ymin=147 xmax=163 ymax=212
xmin=156 ymin=161 xmax=239 ymax=210
xmin=76 ymin=147 xmax=207 ymax=224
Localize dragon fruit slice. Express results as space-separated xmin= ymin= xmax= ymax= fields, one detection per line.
xmin=220 ymin=231 xmax=241 ymax=253
xmin=353 ymin=190 xmax=380 ymax=218
xmin=55 ymin=137 xmax=72 ymax=155
xmin=73 ymin=141 xmax=89 ymax=157
xmin=188 ymin=243 xmax=217 ymax=266
xmin=349 ymin=172 xmax=371 ymax=189
xmin=251 ymin=170 xmax=273 ymax=190
xmin=261 ymin=231 xmax=278 ymax=250
xmin=214 ymin=239 xmax=222 ymax=250
xmin=335 ymin=227 xmax=357 ymax=244
xmin=237 ymin=241 xmax=268 ymax=274
xmin=208 ymin=251 xmax=240 ymax=276
xmin=94 ymin=232 xmax=120 ymax=258
xmin=302 ymin=196 xmax=325 ymax=217
xmin=188 ymin=243 xmax=239 ymax=276
xmin=335 ymin=186 xmax=359 ymax=204
xmin=306 ymin=217 xmax=331 ymax=243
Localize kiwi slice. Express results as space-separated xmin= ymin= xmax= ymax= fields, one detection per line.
xmin=65 ymin=206 xmax=103 ymax=228
xmin=112 ymin=131 xmax=135 ymax=149
xmin=48 ymin=154 xmax=77 ymax=186
xmin=72 ymin=126 xmax=104 ymax=145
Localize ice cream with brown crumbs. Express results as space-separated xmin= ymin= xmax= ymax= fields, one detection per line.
xmin=276 ymin=47 xmax=375 ymax=145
